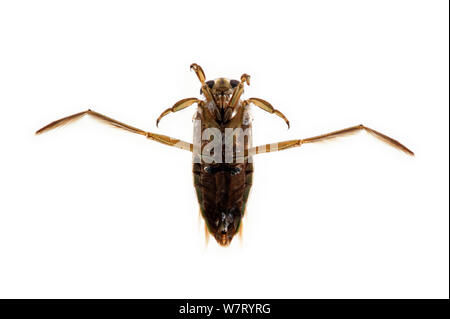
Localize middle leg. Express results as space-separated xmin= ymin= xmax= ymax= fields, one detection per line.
xmin=244 ymin=98 xmax=290 ymax=128
xmin=156 ymin=97 xmax=202 ymax=127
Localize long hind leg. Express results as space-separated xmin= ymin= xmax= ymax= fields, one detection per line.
xmin=247 ymin=124 xmax=414 ymax=156
xmin=36 ymin=109 xmax=193 ymax=152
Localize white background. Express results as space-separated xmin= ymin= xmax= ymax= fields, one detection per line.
xmin=0 ymin=0 xmax=448 ymax=298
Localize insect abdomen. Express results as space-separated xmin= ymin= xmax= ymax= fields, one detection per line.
xmin=193 ymin=162 xmax=253 ymax=245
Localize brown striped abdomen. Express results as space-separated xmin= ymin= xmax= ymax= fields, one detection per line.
xmin=193 ymin=161 xmax=253 ymax=246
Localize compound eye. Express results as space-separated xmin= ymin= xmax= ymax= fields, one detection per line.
xmin=230 ymin=79 xmax=239 ymax=88
xmin=200 ymin=80 xmax=215 ymax=95
xmin=206 ymin=80 xmax=215 ymax=89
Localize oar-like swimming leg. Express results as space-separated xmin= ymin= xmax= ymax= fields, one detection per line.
xmin=248 ymin=124 xmax=414 ymax=156
xmin=36 ymin=109 xmax=193 ymax=152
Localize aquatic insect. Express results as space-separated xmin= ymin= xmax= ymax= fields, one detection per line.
xmin=36 ymin=63 xmax=414 ymax=246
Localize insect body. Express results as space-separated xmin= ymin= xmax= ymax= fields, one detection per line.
xmin=36 ymin=63 xmax=414 ymax=246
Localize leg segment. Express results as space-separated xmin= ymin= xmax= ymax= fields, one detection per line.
xmin=228 ymin=73 xmax=251 ymax=109
xmin=245 ymin=98 xmax=290 ymax=128
xmin=247 ymin=124 xmax=414 ymax=156
xmin=190 ymin=63 xmax=207 ymax=83
xmin=156 ymin=97 xmax=202 ymax=127
xmin=36 ymin=109 xmax=193 ymax=152
xmin=190 ymin=63 xmax=215 ymax=102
